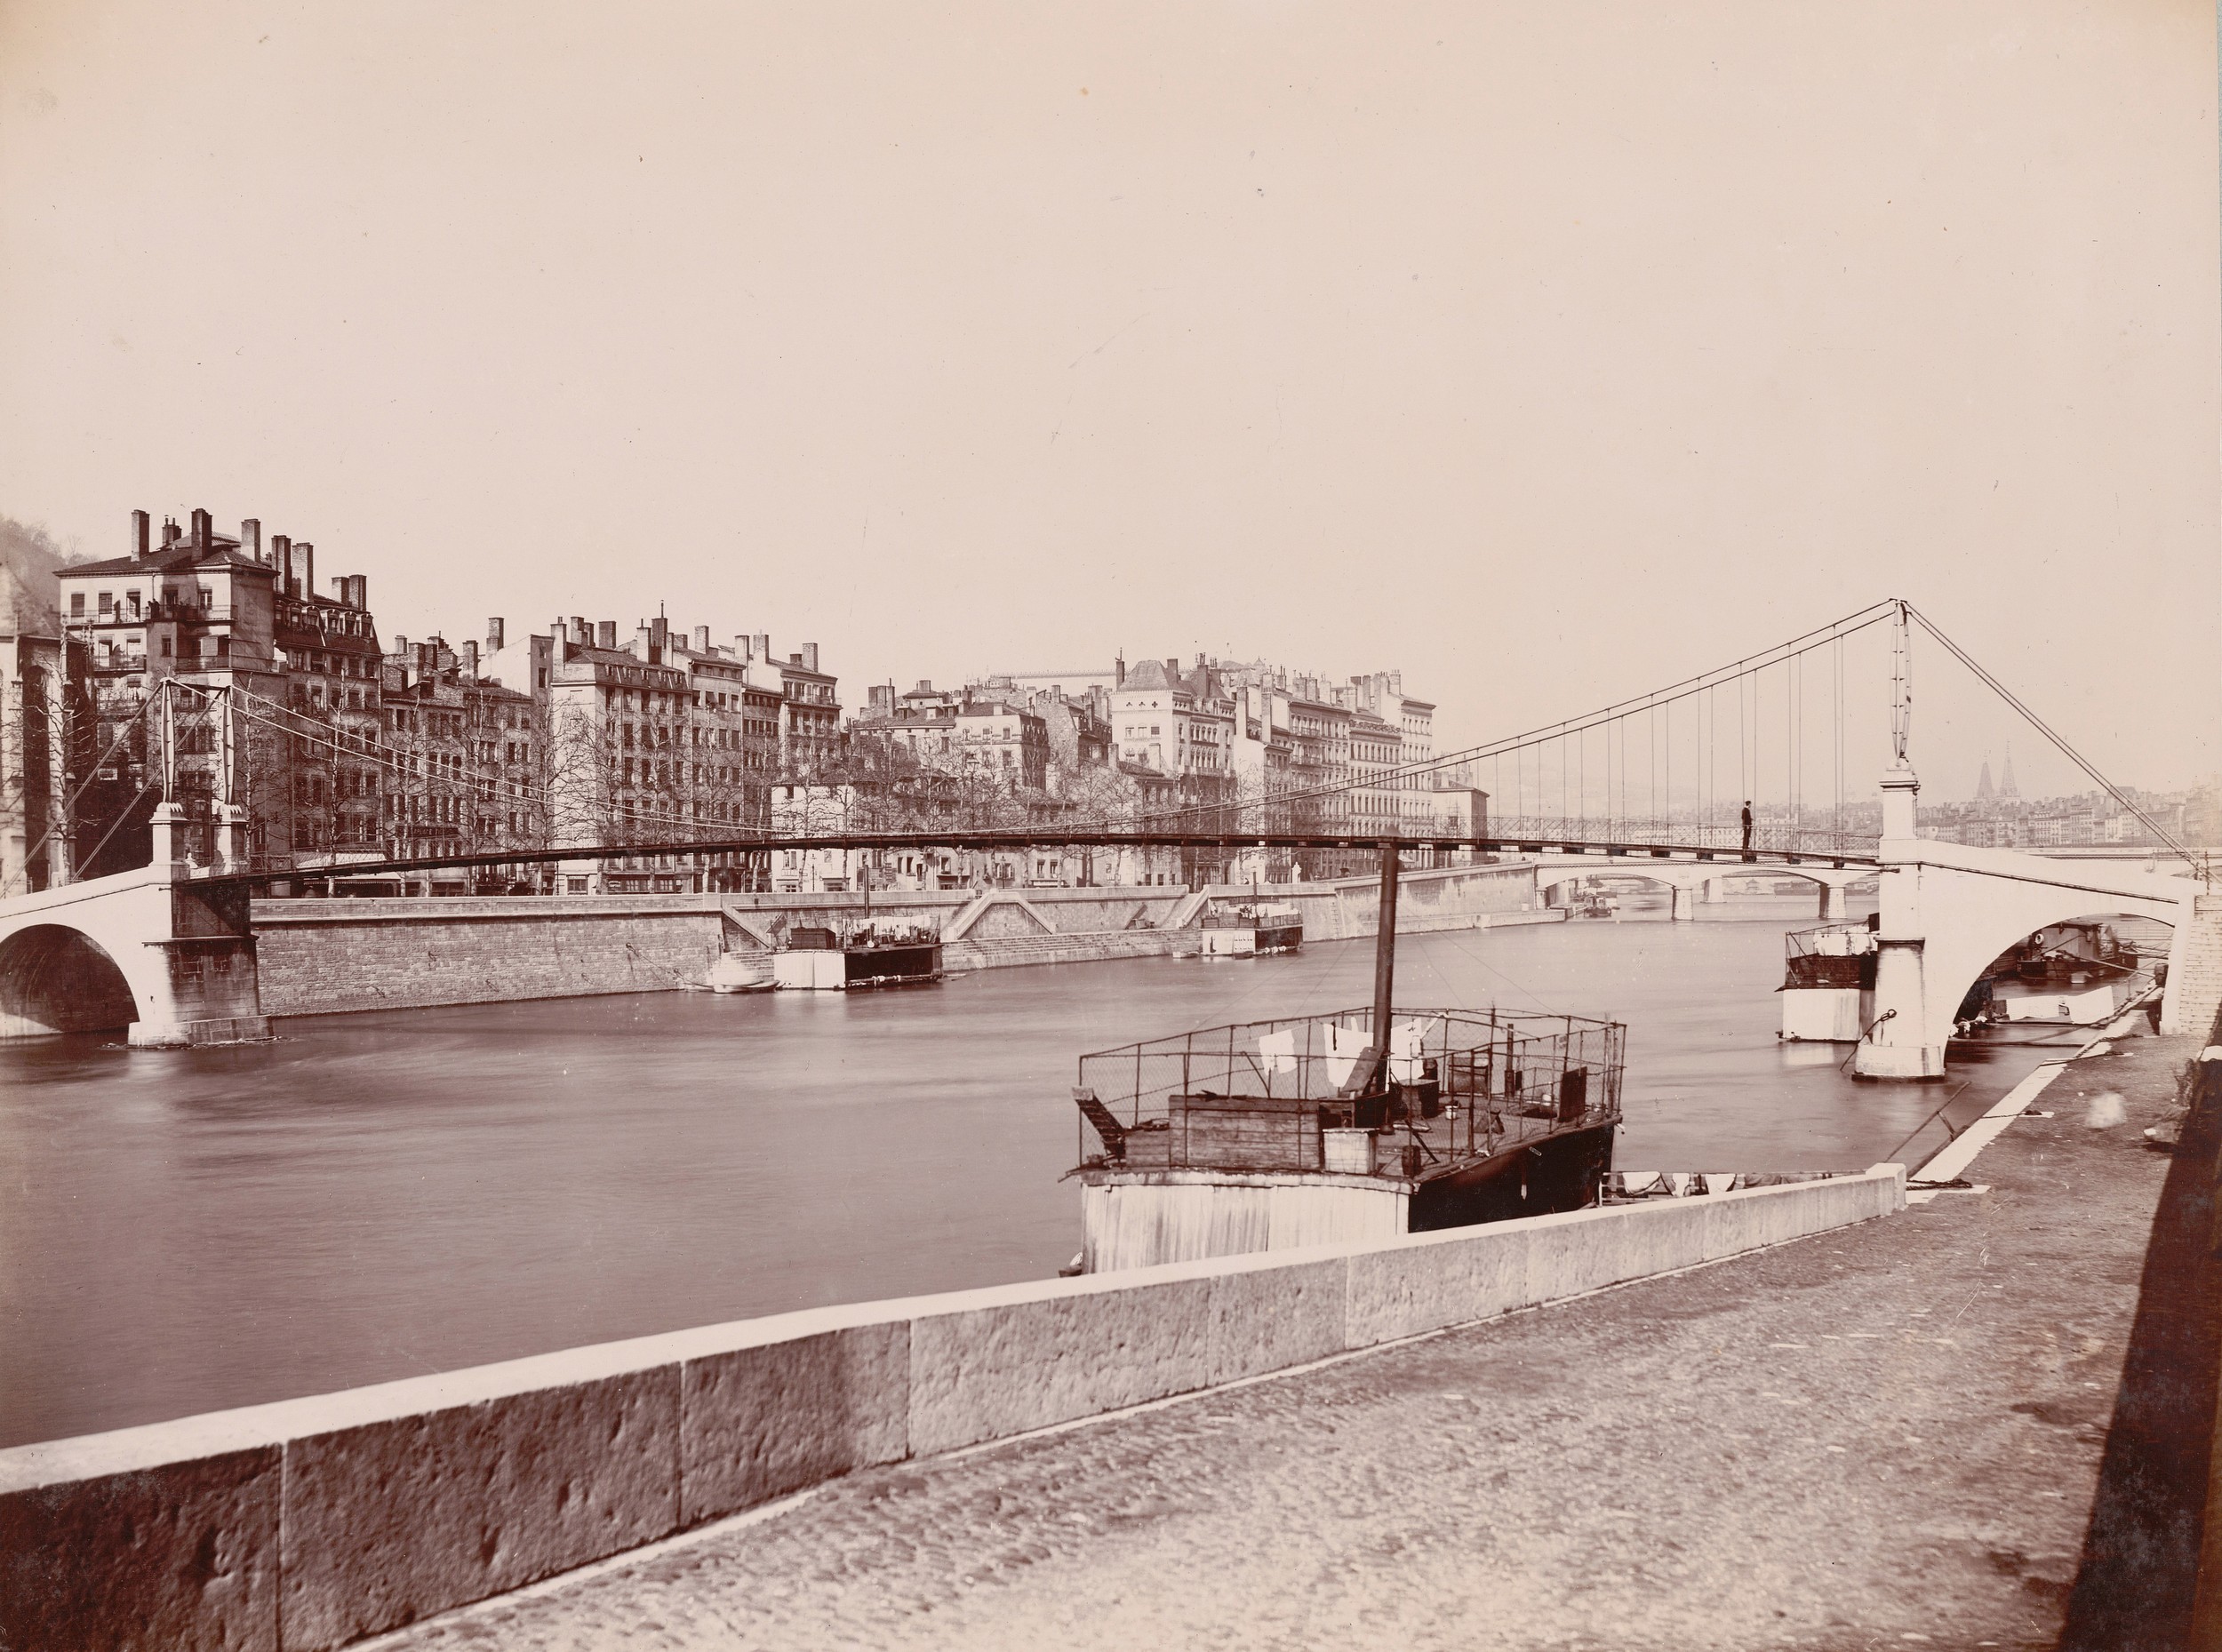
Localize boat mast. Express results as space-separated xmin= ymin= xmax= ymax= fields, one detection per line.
xmin=1371 ymin=838 xmax=1400 ymax=1080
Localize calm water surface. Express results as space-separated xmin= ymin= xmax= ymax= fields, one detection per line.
xmin=0 ymin=892 xmax=2063 ymax=1446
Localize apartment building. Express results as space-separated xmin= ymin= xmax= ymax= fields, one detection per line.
xmin=55 ymin=508 xmax=382 ymax=873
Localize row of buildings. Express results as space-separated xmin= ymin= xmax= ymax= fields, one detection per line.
xmin=1 ymin=507 xmax=1483 ymax=896
xmin=1916 ymin=754 xmax=2221 ymax=850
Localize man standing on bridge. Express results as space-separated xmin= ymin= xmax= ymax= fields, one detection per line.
xmin=1741 ymin=801 xmax=1754 ymax=854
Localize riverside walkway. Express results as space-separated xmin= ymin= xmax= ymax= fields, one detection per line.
xmin=370 ymin=1022 xmax=2214 ymax=1652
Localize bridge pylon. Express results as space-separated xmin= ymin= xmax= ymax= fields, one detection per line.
xmin=1855 ymin=764 xmax=1941 ymax=1078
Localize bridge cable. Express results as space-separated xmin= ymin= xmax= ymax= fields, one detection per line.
xmin=1905 ymin=605 xmax=2200 ymax=873
xmin=74 ymin=685 xmax=220 ymax=878
xmin=3 ymin=682 xmax=172 ymax=895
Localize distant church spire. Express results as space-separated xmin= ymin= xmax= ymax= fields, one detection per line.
xmin=1975 ymin=758 xmax=1995 ymax=804
xmin=1999 ymin=743 xmax=2019 ymax=801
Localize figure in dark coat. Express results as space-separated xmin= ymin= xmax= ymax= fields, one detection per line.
xmin=1740 ymin=801 xmax=1754 ymax=853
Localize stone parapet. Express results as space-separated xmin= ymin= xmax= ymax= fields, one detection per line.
xmin=0 ymin=1166 xmax=1904 ymax=1651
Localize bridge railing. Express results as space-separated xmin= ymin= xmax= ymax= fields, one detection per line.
xmin=1481 ymin=815 xmax=1879 ymax=859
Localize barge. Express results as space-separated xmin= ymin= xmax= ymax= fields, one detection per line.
xmin=1199 ymin=901 xmax=1305 ymax=956
xmin=1778 ymin=918 xmax=1878 ymax=1041
xmin=771 ymin=923 xmax=944 ymax=992
xmin=1954 ymin=919 xmax=2153 ymax=1030
xmin=1068 ymin=1005 xmax=1625 ymax=1271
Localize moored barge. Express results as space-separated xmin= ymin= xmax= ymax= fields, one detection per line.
xmin=1198 ymin=901 xmax=1305 ymax=956
xmin=772 ymin=923 xmax=944 ymax=991
xmin=1069 ymin=1005 xmax=1623 ymax=1271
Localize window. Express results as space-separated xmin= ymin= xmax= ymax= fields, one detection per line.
xmin=69 ymin=593 xmax=84 ymax=617
xmin=98 ymin=592 xmax=113 ymax=614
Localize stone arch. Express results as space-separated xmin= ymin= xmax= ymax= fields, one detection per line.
xmin=1535 ymin=865 xmax=1681 ymax=895
xmin=0 ymin=923 xmax=139 ymax=1037
xmin=1927 ymin=905 xmax=2178 ymax=1041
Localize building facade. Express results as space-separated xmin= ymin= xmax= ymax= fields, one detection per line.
xmin=55 ymin=508 xmax=381 ymax=875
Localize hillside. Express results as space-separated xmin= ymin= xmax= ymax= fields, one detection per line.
xmin=0 ymin=515 xmax=72 ymax=631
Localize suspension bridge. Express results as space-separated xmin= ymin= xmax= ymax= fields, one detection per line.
xmin=1 ymin=600 xmax=2210 ymax=1070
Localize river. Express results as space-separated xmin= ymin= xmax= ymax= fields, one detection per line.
xmin=0 ymin=891 xmax=2065 ymax=1448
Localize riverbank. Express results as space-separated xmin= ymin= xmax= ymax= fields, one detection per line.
xmin=246 ymin=864 xmax=1540 ymax=1018
xmin=346 ymin=1011 xmax=2208 ymax=1652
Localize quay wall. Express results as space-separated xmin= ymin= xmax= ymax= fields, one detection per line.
xmin=247 ymin=863 xmax=1541 ymax=1018
xmin=0 ymin=1162 xmax=1902 ymax=1652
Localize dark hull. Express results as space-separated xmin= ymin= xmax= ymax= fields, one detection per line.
xmin=1407 ymin=1123 xmax=1617 ymax=1232
xmin=843 ymin=942 xmax=942 ymax=987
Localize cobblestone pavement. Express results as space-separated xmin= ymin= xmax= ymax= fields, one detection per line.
xmin=377 ymin=1029 xmax=2199 ymax=1652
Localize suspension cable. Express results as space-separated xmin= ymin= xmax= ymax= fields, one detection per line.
xmin=1906 ymin=605 xmax=2199 ymax=872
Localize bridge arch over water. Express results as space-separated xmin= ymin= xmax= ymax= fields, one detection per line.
xmin=0 ymin=923 xmax=138 ymax=1037
xmin=1856 ymin=818 xmax=2198 ymax=1077
xmin=0 ymin=863 xmax=267 ymax=1047
xmin=1527 ymin=856 xmax=1870 ymax=921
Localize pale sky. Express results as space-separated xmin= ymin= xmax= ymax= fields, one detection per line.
xmin=2 ymin=0 xmax=2215 ymax=799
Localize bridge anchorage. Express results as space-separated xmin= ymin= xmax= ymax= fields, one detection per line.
xmin=1 ymin=599 xmax=2210 ymax=1064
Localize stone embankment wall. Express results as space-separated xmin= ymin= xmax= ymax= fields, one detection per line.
xmin=2162 ymin=892 xmax=2222 ymax=1036
xmin=0 ymin=1164 xmax=1903 ymax=1652
xmin=251 ymin=864 xmax=1542 ymax=1018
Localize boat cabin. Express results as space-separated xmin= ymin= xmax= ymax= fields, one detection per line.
xmin=1071 ymin=1006 xmax=1624 ymax=1271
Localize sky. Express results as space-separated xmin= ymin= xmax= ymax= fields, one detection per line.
xmin=1 ymin=0 xmax=2216 ymax=800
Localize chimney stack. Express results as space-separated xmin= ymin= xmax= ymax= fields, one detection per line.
xmin=488 ymin=617 xmax=506 ymax=650
xmin=132 ymin=509 xmax=150 ymax=560
xmin=1165 ymin=658 xmax=1179 ymax=675
xmin=240 ymin=519 xmax=261 ymax=560
xmin=802 ymin=642 xmax=819 ymax=673
xmin=163 ymin=518 xmax=181 ymax=548
xmin=732 ymin=634 xmax=752 ymax=661
xmin=753 ymin=633 xmax=771 ymax=663
xmin=347 ymin=574 xmax=368 ymax=611
xmin=271 ymin=535 xmax=292 ymax=592
xmin=636 ymin=623 xmax=656 ymax=661
xmin=291 ymin=542 xmax=315 ymax=605
xmin=190 ymin=507 xmax=212 ymax=548
xmin=462 ymin=640 xmax=479 ymax=677
xmin=597 ymin=620 xmax=617 ymax=650
xmin=694 ymin=624 xmax=710 ymax=654
xmin=551 ymin=619 xmax=569 ymax=649
xmin=649 ymin=616 xmax=667 ymax=652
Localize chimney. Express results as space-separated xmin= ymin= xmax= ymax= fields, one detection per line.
xmin=636 ymin=623 xmax=656 ymax=661
xmin=190 ymin=507 xmax=212 ymax=548
xmin=394 ymin=634 xmax=408 ymax=658
xmin=753 ymin=633 xmax=771 ymax=663
xmin=1165 ymin=658 xmax=1179 ymax=675
xmin=348 ymin=574 xmax=368 ymax=611
xmin=1114 ymin=654 xmax=1125 ymax=689
xmin=596 ymin=620 xmax=617 ymax=650
xmin=693 ymin=624 xmax=710 ymax=654
xmin=269 ymin=535 xmax=291 ymax=592
xmin=650 ymin=615 xmax=667 ymax=650
xmin=462 ymin=640 xmax=479 ymax=677
xmin=240 ymin=518 xmax=260 ymax=560
xmin=731 ymin=634 xmax=752 ymax=661
xmin=163 ymin=517 xmax=181 ymax=548
xmin=131 ymin=509 xmax=150 ymax=559
xmin=802 ymin=642 xmax=819 ymax=673
xmin=551 ymin=618 xmax=569 ymax=649
xmin=292 ymin=541 xmax=315 ymax=604
xmin=915 ymin=679 xmax=932 ymax=693
xmin=487 ymin=617 xmax=506 ymax=650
